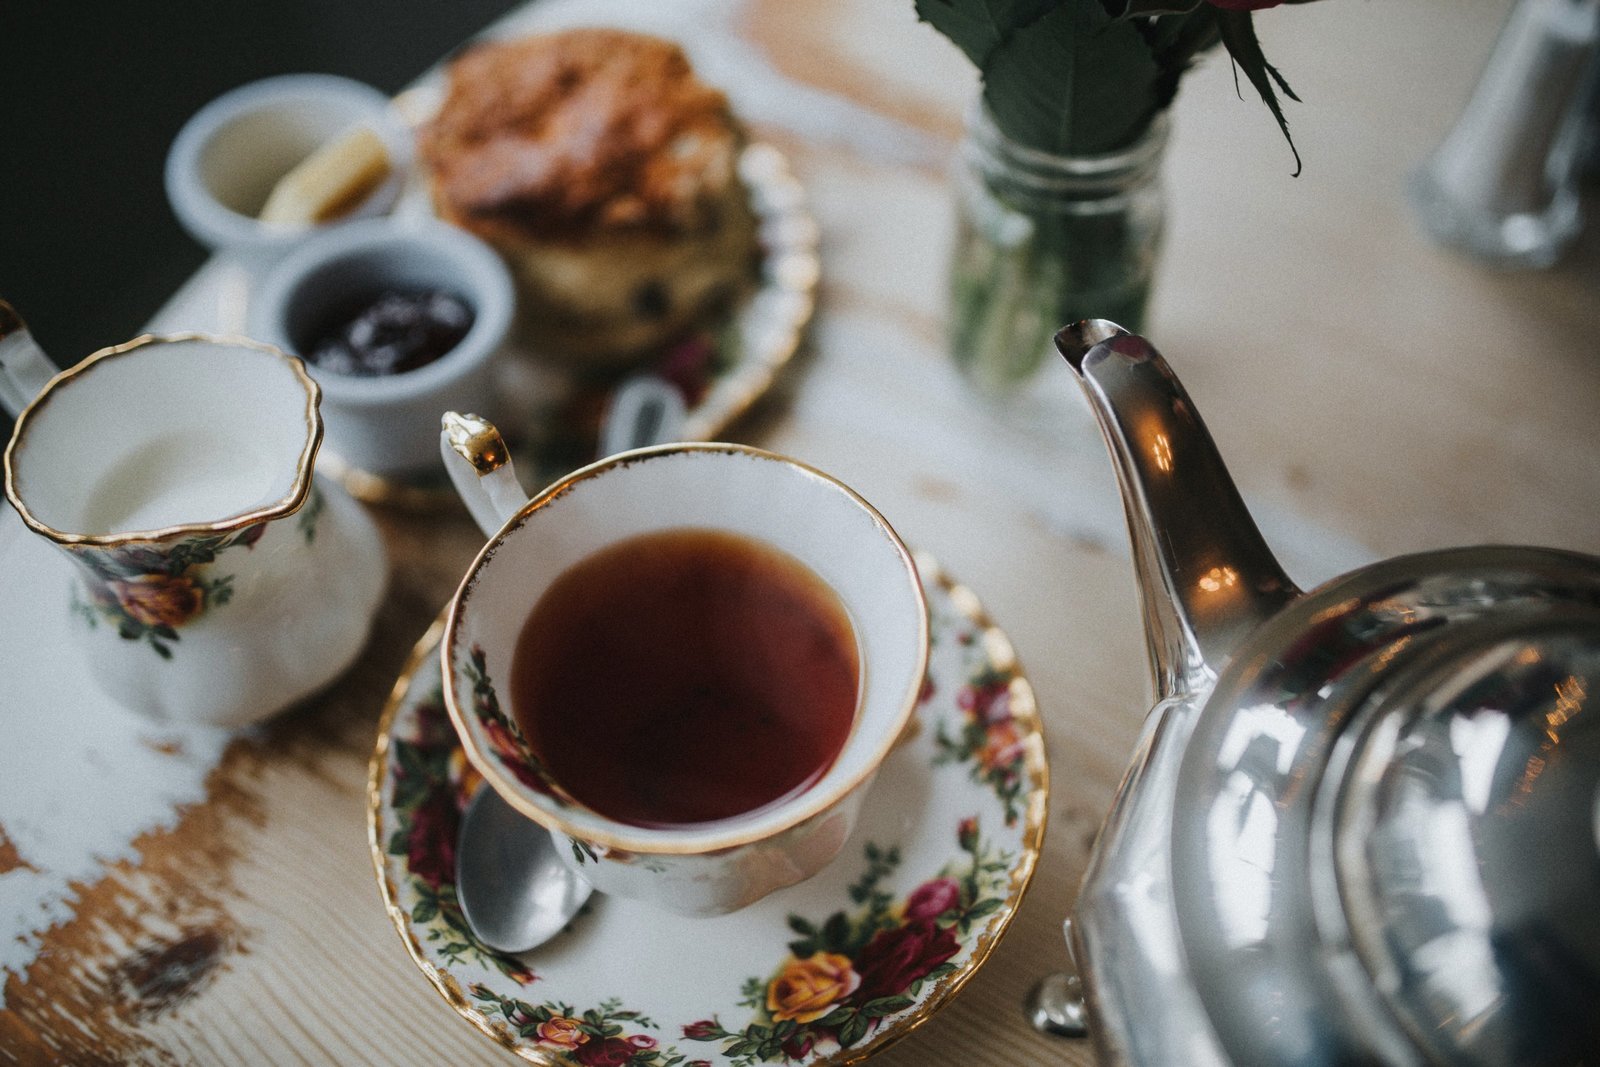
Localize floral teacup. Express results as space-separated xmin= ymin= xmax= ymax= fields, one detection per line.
xmin=0 ymin=301 xmax=386 ymax=726
xmin=436 ymin=414 xmax=929 ymax=916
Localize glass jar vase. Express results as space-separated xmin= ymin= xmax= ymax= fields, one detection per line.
xmin=948 ymin=104 xmax=1168 ymax=394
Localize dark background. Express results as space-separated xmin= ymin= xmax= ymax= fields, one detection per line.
xmin=0 ymin=0 xmax=522 ymax=426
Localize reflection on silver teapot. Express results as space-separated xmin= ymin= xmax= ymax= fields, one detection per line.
xmin=1039 ymin=322 xmax=1600 ymax=1065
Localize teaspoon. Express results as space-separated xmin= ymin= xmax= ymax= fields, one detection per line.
xmin=455 ymin=787 xmax=593 ymax=954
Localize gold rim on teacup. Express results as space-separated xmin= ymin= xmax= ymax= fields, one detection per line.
xmin=439 ymin=441 xmax=931 ymax=858
xmin=2 ymin=332 xmax=322 ymax=547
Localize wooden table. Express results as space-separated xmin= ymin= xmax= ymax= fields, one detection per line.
xmin=5 ymin=0 xmax=1597 ymax=1063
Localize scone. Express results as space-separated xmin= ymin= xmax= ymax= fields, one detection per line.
xmin=420 ymin=29 xmax=758 ymax=365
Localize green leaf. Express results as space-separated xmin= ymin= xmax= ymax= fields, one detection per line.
xmin=912 ymin=0 xmax=1059 ymax=69
xmin=411 ymin=898 xmax=438 ymax=924
xmin=815 ymin=1006 xmax=855 ymax=1028
xmin=392 ymin=776 xmax=430 ymax=813
xmin=979 ymin=5 xmax=1158 ymax=156
xmin=839 ymin=1013 xmax=871 ymax=1047
xmin=1105 ymin=0 xmax=1200 ymax=14
xmin=1134 ymin=8 xmax=1223 ymax=111
xmin=393 ymin=740 xmax=425 ymax=779
xmin=440 ymin=907 xmax=475 ymax=937
xmin=967 ymin=897 xmax=1006 ymax=919
xmin=861 ymin=995 xmax=917 ymax=1018
xmin=1215 ymin=10 xmax=1301 ymax=174
xmin=787 ymin=916 xmax=817 ymax=936
xmin=820 ymin=911 xmax=851 ymax=953
xmin=787 ymin=938 xmax=817 ymax=958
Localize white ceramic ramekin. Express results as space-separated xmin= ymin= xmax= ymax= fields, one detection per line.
xmin=250 ymin=216 xmax=516 ymax=478
xmin=165 ymin=73 xmax=412 ymax=265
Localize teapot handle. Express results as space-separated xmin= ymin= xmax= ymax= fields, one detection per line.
xmin=440 ymin=412 xmax=530 ymax=537
xmin=0 ymin=300 xmax=60 ymax=418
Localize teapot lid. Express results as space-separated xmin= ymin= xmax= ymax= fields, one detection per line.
xmin=1331 ymin=612 xmax=1600 ymax=1065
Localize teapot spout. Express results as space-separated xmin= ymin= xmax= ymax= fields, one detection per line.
xmin=1058 ymin=321 xmax=1299 ymax=700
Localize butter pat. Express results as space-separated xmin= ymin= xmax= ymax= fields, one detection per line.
xmin=259 ymin=126 xmax=392 ymax=225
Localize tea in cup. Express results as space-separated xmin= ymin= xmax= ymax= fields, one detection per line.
xmin=437 ymin=415 xmax=928 ymax=916
xmin=0 ymin=301 xmax=386 ymax=726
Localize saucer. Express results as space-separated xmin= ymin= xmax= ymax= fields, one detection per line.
xmin=367 ymin=553 xmax=1048 ymax=1065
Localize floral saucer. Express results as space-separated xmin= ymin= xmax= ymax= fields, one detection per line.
xmin=367 ymin=553 xmax=1048 ymax=1066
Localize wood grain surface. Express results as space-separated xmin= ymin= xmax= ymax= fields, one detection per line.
xmin=6 ymin=0 xmax=1598 ymax=1064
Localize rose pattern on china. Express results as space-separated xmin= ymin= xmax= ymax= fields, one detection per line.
xmin=463 ymin=644 xmax=573 ymax=814
xmin=683 ymin=821 xmax=1013 ymax=1064
xmin=766 ymin=954 xmax=860 ymax=1024
xmin=934 ymin=654 xmax=1030 ymax=826
xmin=468 ymin=991 xmax=690 ymax=1066
xmin=538 ymin=1015 xmax=590 ymax=1050
xmin=66 ymin=486 xmax=323 ymax=659
xmin=109 ymin=573 xmax=205 ymax=629
xmin=385 ymin=684 xmax=538 ymax=984
xmin=902 ymin=876 xmax=961 ymax=921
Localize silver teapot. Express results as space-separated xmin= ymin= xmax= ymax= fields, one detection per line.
xmin=1040 ymin=322 xmax=1600 ymax=1065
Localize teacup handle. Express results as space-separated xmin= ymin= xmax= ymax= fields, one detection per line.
xmin=440 ymin=412 xmax=530 ymax=537
xmin=0 ymin=300 xmax=60 ymax=418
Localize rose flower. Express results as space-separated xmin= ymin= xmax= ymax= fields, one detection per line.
xmin=904 ymin=877 xmax=962 ymax=921
xmin=110 ymin=574 xmax=204 ymax=629
xmin=405 ymin=787 xmax=460 ymax=889
xmin=851 ymin=919 xmax=960 ymax=1004
xmin=535 ymin=1015 xmax=589 ymax=1050
xmin=767 ymin=952 xmax=860 ymax=1023
xmin=575 ymin=1035 xmax=641 ymax=1066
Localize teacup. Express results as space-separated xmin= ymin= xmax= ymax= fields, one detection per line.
xmin=0 ymin=300 xmax=386 ymax=726
xmin=437 ymin=414 xmax=928 ymax=916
